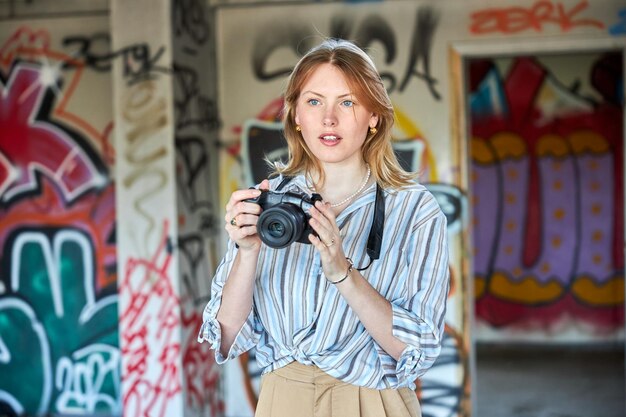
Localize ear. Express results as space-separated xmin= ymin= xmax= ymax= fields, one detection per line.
xmin=369 ymin=113 xmax=379 ymax=128
xmin=295 ymin=113 xmax=300 ymax=126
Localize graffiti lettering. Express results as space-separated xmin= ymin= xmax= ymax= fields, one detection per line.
xmin=173 ymin=0 xmax=210 ymax=48
xmin=176 ymin=136 xmax=215 ymax=230
xmin=181 ymin=310 xmax=221 ymax=414
xmin=55 ymin=345 xmax=121 ymax=414
xmin=62 ymin=34 xmax=168 ymax=85
xmin=119 ymin=221 xmax=181 ymax=416
xmin=173 ymin=2 xmax=224 ymax=412
xmin=121 ymin=79 xmax=169 ymax=240
xmin=469 ymin=0 xmax=605 ymax=35
xmin=1 ymin=228 xmax=119 ymax=416
xmin=0 ymin=26 xmax=51 ymax=65
xmin=123 ymin=81 xmax=168 ymax=162
xmin=11 ymin=230 xmax=96 ymax=320
xmin=399 ymin=8 xmax=440 ymax=99
xmin=0 ymin=26 xmax=118 ymax=417
xmin=251 ymin=7 xmax=440 ymax=99
xmin=173 ymin=64 xmax=219 ymax=130
xmin=178 ymin=233 xmax=211 ymax=301
xmin=0 ymin=64 xmax=107 ymax=205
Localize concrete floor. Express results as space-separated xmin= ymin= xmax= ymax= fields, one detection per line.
xmin=476 ymin=345 xmax=626 ymax=417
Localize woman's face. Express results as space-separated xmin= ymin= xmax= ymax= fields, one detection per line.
xmin=294 ymin=63 xmax=378 ymax=167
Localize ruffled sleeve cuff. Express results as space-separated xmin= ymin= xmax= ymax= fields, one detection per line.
xmin=395 ymin=344 xmax=425 ymax=386
xmin=391 ymin=303 xmax=431 ymax=384
xmin=197 ymin=296 xmax=260 ymax=364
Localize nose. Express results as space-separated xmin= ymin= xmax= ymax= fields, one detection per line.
xmin=323 ymin=107 xmax=337 ymax=127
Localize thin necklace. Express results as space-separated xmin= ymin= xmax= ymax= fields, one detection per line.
xmin=308 ymin=165 xmax=371 ymax=208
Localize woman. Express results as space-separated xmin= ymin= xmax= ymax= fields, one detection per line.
xmin=198 ymin=38 xmax=449 ymax=417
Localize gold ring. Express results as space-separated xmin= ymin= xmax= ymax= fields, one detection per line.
xmin=325 ymin=239 xmax=335 ymax=247
xmin=230 ymin=217 xmax=237 ymax=227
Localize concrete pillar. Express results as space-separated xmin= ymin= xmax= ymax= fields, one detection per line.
xmin=111 ymin=0 xmax=185 ymax=415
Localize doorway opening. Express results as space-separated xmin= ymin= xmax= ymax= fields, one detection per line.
xmin=451 ymin=40 xmax=625 ymax=417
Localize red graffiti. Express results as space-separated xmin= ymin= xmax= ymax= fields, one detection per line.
xmin=0 ymin=26 xmax=51 ymax=65
xmin=182 ymin=309 xmax=224 ymax=415
xmin=469 ymin=0 xmax=605 ymax=35
xmin=0 ymin=64 xmax=107 ymax=204
xmin=0 ymin=27 xmax=115 ymax=178
xmin=0 ymin=27 xmax=116 ymax=291
xmin=119 ymin=221 xmax=183 ymax=417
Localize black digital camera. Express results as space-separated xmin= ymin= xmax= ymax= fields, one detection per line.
xmin=245 ymin=189 xmax=323 ymax=249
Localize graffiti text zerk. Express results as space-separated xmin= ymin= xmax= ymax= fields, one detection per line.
xmin=469 ymin=0 xmax=605 ymax=35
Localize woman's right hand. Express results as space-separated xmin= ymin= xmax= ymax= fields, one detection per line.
xmin=224 ymin=179 xmax=270 ymax=251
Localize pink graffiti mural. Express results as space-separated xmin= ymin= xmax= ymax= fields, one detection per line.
xmin=470 ymin=55 xmax=624 ymax=331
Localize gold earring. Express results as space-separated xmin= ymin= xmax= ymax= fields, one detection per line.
xmin=369 ymin=127 xmax=377 ymax=135
xmin=296 ymin=125 xmax=301 ymax=132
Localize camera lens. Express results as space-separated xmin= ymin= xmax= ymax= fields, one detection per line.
xmin=267 ymin=221 xmax=285 ymax=238
xmin=258 ymin=204 xmax=306 ymax=248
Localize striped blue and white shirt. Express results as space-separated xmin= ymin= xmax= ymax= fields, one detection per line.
xmin=198 ymin=175 xmax=449 ymax=390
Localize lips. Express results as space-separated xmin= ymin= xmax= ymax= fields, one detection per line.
xmin=319 ymin=134 xmax=341 ymax=145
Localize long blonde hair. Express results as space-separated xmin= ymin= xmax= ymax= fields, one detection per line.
xmin=275 ymin=38 xmax=416 ymax=189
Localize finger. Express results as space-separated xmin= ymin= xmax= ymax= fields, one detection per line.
xmin=309 ymin=204 xmax=333 ymax=229
xmin=226 ymin=188 xmax=262 ymax=211
xmin=231 ymin=212 xmax=261 ymax=228
xmin=307 ymin=224 xmax=337 ymax=251
xmin=308 ymin=233 xmax=327 ymax=250
xmin=237 ymin=224 xmax=258 ymax=237
xmin=226 ymin=223 xmax=258 ymax=241
xmin=238 ymin=201 xmax=264 ymax=216
xmin=315 ymin=200 xmax=336 ymax=219
xmin=313 ymin=201 xmax=339 ymax=230
xmin=308 ymin=216 xmax=333 ymax=242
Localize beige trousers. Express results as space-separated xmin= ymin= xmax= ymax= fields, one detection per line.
xmin=255 ymin=361 xmax=422 ymax=417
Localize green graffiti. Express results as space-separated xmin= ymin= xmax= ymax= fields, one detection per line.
xmin=0 ymin=228 xmax=120 ymax=415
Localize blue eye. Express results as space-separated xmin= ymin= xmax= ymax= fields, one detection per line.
xmin=341 ymin=100 xmax=354 ymax=107
xmin=307 ymin=98 xmax=320 ymax=106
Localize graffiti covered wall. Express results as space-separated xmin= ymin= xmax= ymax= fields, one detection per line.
xmin=0 ymin=1 xmax=225 ymax=416
xmin=110 ymin=0 xmax=187 ymax=416
xmin=0 ymin=19 xmax=119 ymax=416
xmin=0 ymin=1 xmax=623 ymax=417
xmin=213 ymin=0 xmax=624 ymax=416
xmin=470 ymin=52 xmax=624 ymax=342
xmin=172 ymin=0 xmax=224 ymax=415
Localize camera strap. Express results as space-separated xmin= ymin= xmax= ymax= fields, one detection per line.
xmin=276 ymin=175 xmax=384 ymax=270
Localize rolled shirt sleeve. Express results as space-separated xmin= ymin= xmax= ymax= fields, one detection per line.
xmin=392 ymin=195 xmax=450 ymax=385
xmin=197 ymin=240 xmax=262 ymax=363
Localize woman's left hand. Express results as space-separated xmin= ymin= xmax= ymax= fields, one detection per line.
xmin=308 ymin=201 xmax=351 ymax=282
